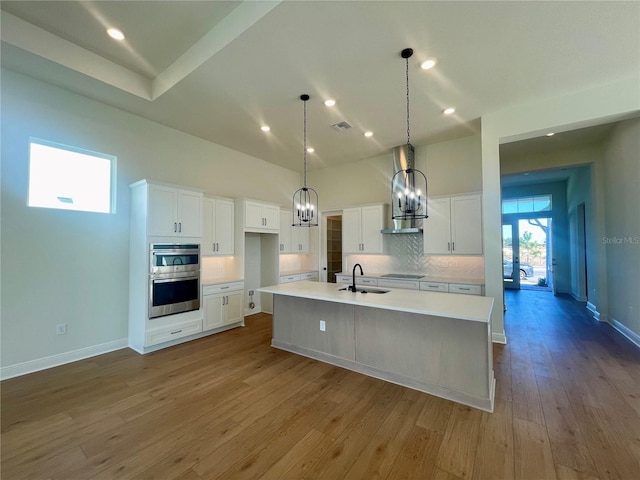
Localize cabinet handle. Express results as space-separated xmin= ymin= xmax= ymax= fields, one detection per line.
xmin=174 ymin=222 xmax=178 ymax=233
xmin=221 ymin=286 xmax=229 ymax=289
xmin=452 ymin=242 xmax=455 ymax=251
xmin=459 ymin=287 xmax=471 ymax=291
xmin=170 ymin=329 xmax=183 ymax=335
xmin=216 ymin=242 xmax=219 ymax=251
xmin=448 ymin=242 xmax=451 ymax=251
xmin=178 ymin=222 xmax=182 ymax=233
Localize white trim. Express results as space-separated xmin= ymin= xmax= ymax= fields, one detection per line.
xmin=571 ymin=292 xmax=588 ymax=302
xmin=0 ymin=338 xmax=128 ymax=380
xmin=608 ymin=317 xmax=640 ymax=350
xmin=492 ymin=331 xmax=507 ymax=344
xmin=586 ymin=302 xmax=603 ymax=321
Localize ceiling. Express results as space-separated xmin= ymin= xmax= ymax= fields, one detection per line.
xmin=1 ymin=1 xmax=639 ymax=173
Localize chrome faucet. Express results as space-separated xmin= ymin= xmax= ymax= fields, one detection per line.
xmin=350 ymin=263 xmax=363 ymax=292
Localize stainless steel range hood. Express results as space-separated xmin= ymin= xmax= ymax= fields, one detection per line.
xmin=381 ymin=144 xmax=423 ymax=234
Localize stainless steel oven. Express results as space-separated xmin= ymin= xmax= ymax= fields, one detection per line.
xmin=149 ymin=244 xmax=200 ymax=318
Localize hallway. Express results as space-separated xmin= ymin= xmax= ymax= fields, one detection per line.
xmin=496 ymin=290 xmax=640 ymax=478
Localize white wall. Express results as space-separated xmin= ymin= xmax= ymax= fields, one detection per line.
xmin=601 ymin=118 xmax=640 ymax=338
xmin=1 ymin=69 xmax=300 ymax=370
xmin=309 ymin=134 xmax=483 ymax=211
xmin=482 ymin=76 xmax=640 ymax=343
xmin=567 ymin=166 xmax=594 ymax=302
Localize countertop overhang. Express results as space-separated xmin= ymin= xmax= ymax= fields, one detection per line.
xmin=258 ymin=281 xmax=493 ymax=323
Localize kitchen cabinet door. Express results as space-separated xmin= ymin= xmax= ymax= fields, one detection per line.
xmin=291 ymin=225 xmax=310 ymax=253
xmin=279 ymin=210 xmax=292 ymax=253
xmin=203 ymin=198 xmax=234 ymax=255
xmin=177 ymin=189 xmax=203 ymax=237
xmin=244 ymin=200 xmax=280 ymax=232
xmin=342 ymin=205 xmax=386 ymax=254
xmin=423 ymin=197 xmax=451 ymax=254
xmin=224 ymin=291 xmax=243 ymax=325
xmin=148 ymin=184 xmax=179 ymax=236
xmin=450 ymin=195 xmax=482 ymax=254
xmin=203 ymin=294 xmax=224 ymax=330
xmin=423 ymin=194 xmax=482 ymax=255
xmin=147 ymin=184 xmax=202 ymax=237
xmin=342 ymin=208 xmax=362 ymax=254
xmin=360 ymin=205 xmax=384 ymax=253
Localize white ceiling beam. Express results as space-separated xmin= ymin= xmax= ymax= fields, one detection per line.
xmin=1 ymin=12 xmax=152 ymax=100
xmin=151 ymin=0 xmax=282 ymax=100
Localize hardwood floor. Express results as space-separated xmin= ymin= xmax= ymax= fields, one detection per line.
xmin=2 ymin=290 xmax=639 ymax=479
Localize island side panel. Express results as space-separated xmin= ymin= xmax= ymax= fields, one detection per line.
xmin=354 ymin=306 xmax=491 ymax=399
xmin=272 ymin=295 xmax=356 ymax=361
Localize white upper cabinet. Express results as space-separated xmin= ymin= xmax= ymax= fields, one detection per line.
xmin=279 ymin=210 xmax=309 ymax=254
xmin=424 ymin=194 xmax=482 ymax=255
xmin=146 ymin=183 xmax=203 ymax=238
xmin=342 ymin=204 xmax=387 ymax=254
xmin=279 ymin=210 xmax=292 ymax=253
xmin=203 ymin=197 xmax=234 ymax=255
xmin=243 ymin=200 xmax=280 ymax=232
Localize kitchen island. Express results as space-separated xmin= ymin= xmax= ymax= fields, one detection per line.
xmin=258 ymin=281 xmax=495 ymax=411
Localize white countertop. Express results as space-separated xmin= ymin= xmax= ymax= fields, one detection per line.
xmin=336 ymin=273 xmax=485 ymax=285
xmin=258 ymin=281 xmax=493 ymax=323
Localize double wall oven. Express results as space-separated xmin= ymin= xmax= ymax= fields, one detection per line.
xmin=149 ymin=243 xmax=200 ymax=319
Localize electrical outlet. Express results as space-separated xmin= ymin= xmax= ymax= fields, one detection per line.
xmin=319 ymin=320 xmax=326 ymax=332
xmin=56 ymin=324 xmax=67 ymax=335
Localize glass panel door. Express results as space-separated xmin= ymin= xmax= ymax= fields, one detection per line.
xmin=502 ymin=222 xmax=521 ymax=289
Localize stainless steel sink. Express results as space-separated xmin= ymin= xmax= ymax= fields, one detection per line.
xmin=338 ymin=287 xmax=390 ymax=294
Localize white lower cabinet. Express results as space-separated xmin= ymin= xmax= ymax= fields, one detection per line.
xmin=146 ymin=319 xmax=203 ymax=347
xmin=335 ymin=274 xmax=378 ymax=286
xmin=448 ymin=283 xmax=483 ymax=295
xmin=203 ymin=282 xmax=244 ymax=331
xmin=280 ymin=271 xmax=319 ymax=284
xmin=419 ymin=281 xmax=449 ymax=292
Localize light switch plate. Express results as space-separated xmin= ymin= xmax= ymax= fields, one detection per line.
xmin=319 ymin=320 xmax=326 ymax=332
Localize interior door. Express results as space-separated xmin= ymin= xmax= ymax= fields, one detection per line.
xmin=502 ymin=222 xmax=521 ymax=289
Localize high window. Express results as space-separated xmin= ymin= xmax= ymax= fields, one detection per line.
xmin=502 ymin=194 xmax=552 ymax=214
xmin=28 ymin=138 xmax=116 ymax=214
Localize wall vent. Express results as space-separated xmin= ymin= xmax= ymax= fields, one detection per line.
xmin=331 ymin=121 xmax=352 ymax=132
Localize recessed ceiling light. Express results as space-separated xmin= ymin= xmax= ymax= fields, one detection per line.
xmin=306 ymin=147 xmax=315 ymax=153
xmin=324 ymin=99 xmax=336 ymax=107
xmin=364 ymin=131 xmax=374 ymax=137
xmin=443 ymin=107 xmax=456 ymax=115
xmin=421 ymin=59 xmax=437 ymax=70
xmin=260 ymin=125 xmax=270 ymax=132
xmin=107 ymin=28 xmax=125 ymax=41
xmin=546 ymin=132 xmax=555 ymax=136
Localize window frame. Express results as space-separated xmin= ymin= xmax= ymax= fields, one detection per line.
xmin=27 ymin=137 xmax=117 ymax=214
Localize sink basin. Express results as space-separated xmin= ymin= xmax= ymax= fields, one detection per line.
xmin=338 ymin=287 xmax=390 ymax=294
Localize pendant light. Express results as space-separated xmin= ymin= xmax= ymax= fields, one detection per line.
xmin=292 ymin=94 xmax=319 ymax=227
xmin=391 ymin=48 xmax=428 ymax=220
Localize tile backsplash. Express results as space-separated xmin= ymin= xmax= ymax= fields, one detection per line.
xmin=345 ymin=233 xmax=484 ymax=278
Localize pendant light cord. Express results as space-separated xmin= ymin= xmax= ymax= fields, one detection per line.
xmin=406 ymin=55 xmax=411 ymax=146
xmin=303 ymin=98 xmax=307 ymax=187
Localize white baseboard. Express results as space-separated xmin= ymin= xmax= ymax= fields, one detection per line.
xmin=492 ymin=331 xmax=507 ymax=344
xmin=608 ymin=317 xmax=640 ymax=349
xmin=571 ymin=292 xmax=587 ymax=302
xmin=586 ymin=302 xmax=607 ymax=322
xmin=0 ymin=338 xmax=128 ymax=380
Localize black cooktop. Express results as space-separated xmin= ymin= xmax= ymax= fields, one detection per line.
xmin=380 ymin=274 xmax=424 ymax=279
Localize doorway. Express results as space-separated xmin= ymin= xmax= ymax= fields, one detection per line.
xmin=320 ymin=211 xmax=342 ymax=283
xmin=502 ymin=217 xmax=553 ymax=292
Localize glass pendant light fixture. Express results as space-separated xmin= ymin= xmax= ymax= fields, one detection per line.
xmin=292 ymin=94 xmax=319 ymax=227
xmin=391 ymin=48 xmax=428 ymax=221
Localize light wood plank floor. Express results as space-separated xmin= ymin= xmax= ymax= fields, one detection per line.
xmin=2 ymin=291 xmax=639 ymax=479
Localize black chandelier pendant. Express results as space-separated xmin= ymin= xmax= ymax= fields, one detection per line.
xmin=292 ymin=94 xmax=319 ymax=227
xmin=391 ymin=48 xmax=428 ymax=221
